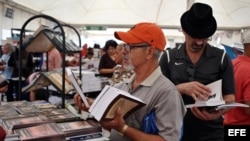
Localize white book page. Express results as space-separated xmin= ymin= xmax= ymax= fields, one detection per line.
xmin=66 ymin=68 xmax=89 ymax=108
xmin=186 ymin=79 xmax=225 ymax=108
xmin=216 ymin=102 xmax=249 ymax=110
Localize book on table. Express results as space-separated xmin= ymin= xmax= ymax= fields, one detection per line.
xmin=2 ymin=115 xmax=52 ymax=130
xmin=47 ymin=113 xmax=80 ymax=123
xmin=65 ymin=132 xmax=103 ymax=141
xmin=56 ymin=120 xmax=102 ymax=137
xmin=22 ymin=69 xmax=74 ymax=94
xmin=185 ymin=79 xmax=249 ymax=111
xmin=13 ymin=122 xmax=65 ymax=141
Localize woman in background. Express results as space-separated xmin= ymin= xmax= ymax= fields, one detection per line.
xmin=98 ymin=40 xmax=117 ymax=78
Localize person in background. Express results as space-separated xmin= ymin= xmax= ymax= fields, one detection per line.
xmin=0 ymin=43 xmax=15 ymax=102
xmin=98 ymin=40 xmax=117 ymax=78
xmin=28 ymin=47 xmax=62 ymax=101
xmin=74 ymin=22 xmax=186 ymax=141
xmin=110 ymin=43 xmax=134 ymax=86
xmin=100 ymin=48 xmax=106 ymax=57
xmin=159 ymin=3 xmax=235 ymax=141
xmin=223 ymin=28 xmax=250 ymax=125
xmin=41 ymin=47 xmax=62 ymax=70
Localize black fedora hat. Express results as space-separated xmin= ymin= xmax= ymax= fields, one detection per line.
xmin=181 ymin=3 xmax=217 ymax=39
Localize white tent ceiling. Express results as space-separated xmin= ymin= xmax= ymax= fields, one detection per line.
xmin=8 ymin=0 xmax=250 ymax=30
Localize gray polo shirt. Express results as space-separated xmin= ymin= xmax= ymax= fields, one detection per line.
xmin=110 ymin=67 xmax=186 ymax=141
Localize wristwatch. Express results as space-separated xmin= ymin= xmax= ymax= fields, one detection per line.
xmin=118 ymin=124 xmax=128 ymax=136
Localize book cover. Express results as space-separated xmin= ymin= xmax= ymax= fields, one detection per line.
xmin=51 ymin=34 xmax=81 ymax=52
xmin=0 ymin=104 xmax=19 ymax=119
xmin=24 ymin=26 xmax=55 ymax=53
xmin=185 ymin=79 xmax=249 ymax=110
xmin=41 ymin=108 xmax=69 ymax=116
xmin=66 ymin=132 xmax=103 ymax=141
xmin=7 ymin=100 xmax=31 ymax=108
xmin=14 ymin=105 xmax=41 ymax=115
xmin=22 ymin=70 xmax=74 ymax=94
xmin=89 ymin=85 xmax=145 ymax=121
xmin=2 ymin=115 xmax=52 ymax=130
xmin=13 ymin=122 xmax=65 ymax=141
xmin=56 ymin=120 xmax=102 ymax=137
xmin=31 ymin=100 xmax=57 ymax=109
xmin=23 ymin=25 xmax=81 ymax=53
xmin=47 ymin=113 xmax=80 ymax=123
xmin=65 ymin=68 xmax=89 ymax=107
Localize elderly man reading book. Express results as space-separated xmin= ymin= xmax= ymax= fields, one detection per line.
xmin=74 ymin=22 xmax=186 ymax=141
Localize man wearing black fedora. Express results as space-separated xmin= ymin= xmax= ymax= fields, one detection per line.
xmin=159 ymin=2 xmax=235 ymax=141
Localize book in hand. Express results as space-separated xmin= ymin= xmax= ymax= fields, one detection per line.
xmin=66 ymin=68 xmax=89 ymax=108
xmin=185 ymin=79 xmax=249 ymax=111
xmin=22 ymin=69 xmax=74 ymax=94
xmin=56 ymin=120 xmax=102 ymax=137
xmin=13 ymin=122 xmax=65 ymax=141
xmin=89 ymin=85 xmax=146 ymax=121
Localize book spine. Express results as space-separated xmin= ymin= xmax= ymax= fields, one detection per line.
xmin=67 ymin=132 xmax=103 ymax=141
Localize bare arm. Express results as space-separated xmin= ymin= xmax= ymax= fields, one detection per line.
xmin=244 ymin=101 xmax=250 ymax=115
xmin=99 ymin=67 xmax=115 ymax=74
xmin=221 ymin=94 xmax=235 ymax=114
xmin=100 ymin=108 xmax=165 ymax=141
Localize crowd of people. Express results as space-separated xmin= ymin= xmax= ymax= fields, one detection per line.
xmin=0 ymin=2 xmax=249 ymax=141
xmin=74 ymin=2 xmax=250 ymax=141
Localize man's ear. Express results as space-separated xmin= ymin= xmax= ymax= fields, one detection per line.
xmin=146 ymin=47 xmax=155 ymax=59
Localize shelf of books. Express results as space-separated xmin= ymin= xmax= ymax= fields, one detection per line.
xmin=1 ymin=100 xmax=109 ymax=141
xmin=18 ymin=14 xmax=82 ymax=108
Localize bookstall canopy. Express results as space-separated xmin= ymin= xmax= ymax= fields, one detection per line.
xmin=9 ymin=0 xmax=250 ymax=30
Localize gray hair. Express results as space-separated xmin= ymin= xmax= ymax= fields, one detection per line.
xmin=154 ymin=49 xmax=162 ymax=59
xmin=4 ymin=43 xmax=15 ymax=53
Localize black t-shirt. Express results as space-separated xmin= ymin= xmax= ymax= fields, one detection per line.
xmin=98 ymin=53 xmax=116 ymax=78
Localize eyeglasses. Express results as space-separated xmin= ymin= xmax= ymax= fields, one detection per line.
xmin=123 ymin=44 xmax=150 ymax=52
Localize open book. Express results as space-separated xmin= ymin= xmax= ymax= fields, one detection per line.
xmin=186 ymin=79 xmax=249 ymax=111
xmin=66 ymin=68 xmax=145 ymax=121
xmin=89 ymin=85 xmax=145 ymax=121
xmin=66 ymin=68 xmax=89 ymax=107
xmin=24 ymin=25 xmax=81 ymax=53
xmin=22 ymin=69 xmax=74 ymax=94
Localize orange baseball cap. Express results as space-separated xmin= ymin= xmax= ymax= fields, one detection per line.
xmin=114 ymin=22 xmax=166 ymax=51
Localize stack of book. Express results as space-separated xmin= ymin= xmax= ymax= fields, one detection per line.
xmin=0 ymin=100 xmax=104 ymax=140
xmin=13 ymin=122 xmax=65 ymax=141
xmin=56 ymin=120 xmax=102 ymax=138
